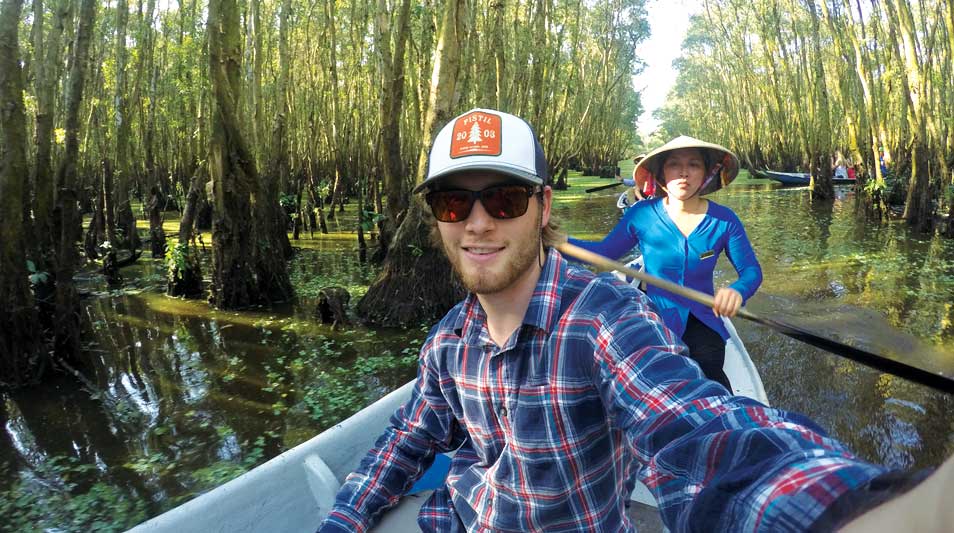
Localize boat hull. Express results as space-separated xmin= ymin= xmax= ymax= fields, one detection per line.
xmin=763 ymin=170 xmax=856 ymax=186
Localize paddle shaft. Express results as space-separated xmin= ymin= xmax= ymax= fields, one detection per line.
xmin=556 ymin=242 xmax=954 ymax=395
xmin=584 ymin=182 xmax=624 ymax=193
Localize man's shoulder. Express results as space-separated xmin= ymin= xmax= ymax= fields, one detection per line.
xmin=422 ymin=300 xmax=468 ymax=344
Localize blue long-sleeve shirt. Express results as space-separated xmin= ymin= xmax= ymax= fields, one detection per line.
xmin=319 ymin=250 xmax=884 ymax=533
xmin=569 ymin=197 xmax=762 ymax=340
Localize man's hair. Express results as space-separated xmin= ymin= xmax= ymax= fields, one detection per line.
xmin=426 ymin=190 xmax=566 ymax=251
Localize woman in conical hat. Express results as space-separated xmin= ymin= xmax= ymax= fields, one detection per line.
xmin=569 ymin=135 xmax=762 ymax=390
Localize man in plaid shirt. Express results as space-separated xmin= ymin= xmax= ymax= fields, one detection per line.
xmin=318 ymin=109 xmax=953 ymax=532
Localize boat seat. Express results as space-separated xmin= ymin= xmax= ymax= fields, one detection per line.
xmin=305 ymin=451 xmax=432 ymax=533
xmin=304 ymin=454 xmax=340 ymax=520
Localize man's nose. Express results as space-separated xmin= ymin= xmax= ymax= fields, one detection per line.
xmin=465 ymin=198 xmax=495 ymax=232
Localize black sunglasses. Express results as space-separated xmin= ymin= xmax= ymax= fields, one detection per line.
xmin=425 ymin=184 xmax=538 ymax=223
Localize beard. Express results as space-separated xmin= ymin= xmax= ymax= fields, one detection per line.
xmin=444 ymin=210 xmax=543 ymax=295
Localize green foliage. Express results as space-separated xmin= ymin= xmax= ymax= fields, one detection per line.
xmin=287 ymin=248 xmax=376 ymax=300
xmin=299 ymin=348 xmax=418 ymax=428
xmin=167 ymin=242 xmax=200 ymax=278
xmin=186 ymin=436 xmax=267 ymax=493
xmin=0 ymin=457 xmax=148 ymax=532
xmin=863 ymin=178 xmax=886 ymax=196
xmin=279 ymin=193 xmax=297 ymax=213
xmin=359 ymin=209 xmax=385 ymax=232
xmin=25 ymin=260 xmax=49 ymax=285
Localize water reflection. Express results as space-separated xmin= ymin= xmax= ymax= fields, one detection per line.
xmin=2 ymin=185 xmax=954 ymax=530
xmin=0 ymin=241 xmax=424 ymax=530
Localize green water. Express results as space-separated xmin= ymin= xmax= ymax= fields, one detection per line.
xmin=2 ymin=178 xmax=954 ymax=531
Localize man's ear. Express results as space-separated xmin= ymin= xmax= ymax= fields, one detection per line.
xmin=540 ymin=186 xmax=553 ymax=228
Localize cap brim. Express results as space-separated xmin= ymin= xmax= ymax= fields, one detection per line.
xmin=412 ymin=162 xmax=545 ymax=193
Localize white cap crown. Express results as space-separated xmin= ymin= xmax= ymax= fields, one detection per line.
xmin=414 ymin=108 xmax=548 ymax=193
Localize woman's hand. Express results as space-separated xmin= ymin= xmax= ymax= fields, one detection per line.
xmin=712 ymin=288 xmax=742 ymax=317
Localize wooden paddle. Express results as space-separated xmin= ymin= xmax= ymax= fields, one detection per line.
xmin=556 ymin=242 xmax=954 ymax=394
xmin=584 ymin=181 xmax=624 ymax=193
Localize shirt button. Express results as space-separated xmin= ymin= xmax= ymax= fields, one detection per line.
xmin=499 ymin=406 xmax=508 ymax=418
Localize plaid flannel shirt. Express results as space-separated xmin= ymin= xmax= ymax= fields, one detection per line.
xmin=319 ymin=249 xmax=886 ymax=532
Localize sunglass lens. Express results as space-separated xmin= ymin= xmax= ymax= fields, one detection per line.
xmin=482 ymin=186 xmax=530 ymax=219
xmin=429 ymin=190 xmax=473 ymax=222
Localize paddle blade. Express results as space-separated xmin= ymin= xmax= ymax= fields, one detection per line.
xmin=584 ymin=182 xmax=624 ymax=193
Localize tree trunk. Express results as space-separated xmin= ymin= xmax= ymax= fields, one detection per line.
xmin=264 ymin=0 xmax=294 ymax=261
xmin=0 ymin=0 xmax=43 ymax=387
xmin=324 ymin=0 xmax=345 ymax=220
xmin=357 ymin=0 xmax=467 ymax=326
xmin=147 ymin=185 xmax=167 ymax=259
xmin=806 ymin=0 xmax=834 ymax=199
xmin=208 ymin=0 xmax=260 ymax=309
xmin=31 ymin=0 xmax=67 ymax=272
xmin=167 ymin=166 xmax=204 ymax=297
xmin=250 ymin=0 xmax=294 ymax=304
xmin=113 ymin=0 xmax=139 ymax=252
xmin=372 ymin=0 xmax=412 ymax=264
xmin=890 ymin=0 xmax=933 ymax=231
xmin=52 ymin=0 xmax=97 ymax=361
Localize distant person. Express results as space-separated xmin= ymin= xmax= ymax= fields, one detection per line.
xmin=833 ymin=151 xmax=849 ymax=180
xmin=879 ymin=147 xmax=891 ymax=177
xmin=318 ymin=108 xmax=954 ymax=533
xmin=569 ymin=136 xmax=761 ymax=389
xmin=622 ymin=153 xmax=654 ymax=202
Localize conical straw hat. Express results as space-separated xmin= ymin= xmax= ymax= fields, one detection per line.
xmin=634 ymin=135 xmax=740 ymax=196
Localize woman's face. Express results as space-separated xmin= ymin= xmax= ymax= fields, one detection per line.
xmin=661 ymin=148 xmax=707 ymax=200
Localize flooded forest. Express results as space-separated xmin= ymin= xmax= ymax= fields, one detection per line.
xmin=2 ymin=0 xmax=954 ymax=530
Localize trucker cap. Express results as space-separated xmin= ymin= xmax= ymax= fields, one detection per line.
xmin=413 ymin=108 xmax=549 ymax=193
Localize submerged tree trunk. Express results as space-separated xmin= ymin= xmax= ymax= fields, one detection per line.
xmin=890 ymin=0 xmax=933 ymax=231
xmin=0 ymin=0 xmax=43 ymax=387
xmin=112 ymin=0 xmax=139 ymax=252
xmin=250 ymin=0 xmax=294 ymax=304
xmin=208 ymin=0 xmax=260 ymax=309
xmin=267 ymin=0 xmax=294 ymax=263
xmin=31 ymin=0 xmax=67 ymax=271
xmin=357 ymin=0 xmax=467 ymax=326
xmin=52 ymin=0 xmax=97 ymax=360
xmin=168 ymin=166 xmax=204 ymax=297
xmin=806 ymin=0 xmax=834 ymax=200
xmin=372 ymin=0 xmax=412 ymax=263
xmin=147 ymin=186 xmax=167 ymax=259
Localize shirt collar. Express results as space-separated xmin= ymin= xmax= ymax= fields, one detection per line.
xmin=451 ymin=248 xmax=566 ymax=342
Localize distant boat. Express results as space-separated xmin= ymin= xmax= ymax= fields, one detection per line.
xmin=761 ymin=170 xmax=856 ymax=186
xmin=617 ymin=190 xmax=633 ymax=214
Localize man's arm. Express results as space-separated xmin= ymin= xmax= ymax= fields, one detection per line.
xmin=318 ymin=349 xmax=462 ymax=533
xmin=588 ymin=282 xmax=888 ymax=531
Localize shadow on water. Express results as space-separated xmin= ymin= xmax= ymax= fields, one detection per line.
xmin=3 ymin=182 xmax=954 ymax=530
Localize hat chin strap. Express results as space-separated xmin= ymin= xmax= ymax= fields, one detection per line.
xmin=690 ymin=162 xmax=723 ymax=199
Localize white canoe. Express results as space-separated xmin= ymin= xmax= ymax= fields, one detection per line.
xmin=617 ymin=190 xmax=634 ymax=214
xmin=128 ymin=303 xmax=767 ymax=533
